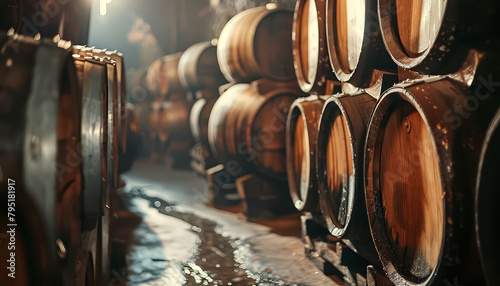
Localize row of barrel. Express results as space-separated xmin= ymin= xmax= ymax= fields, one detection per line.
xmin=132 ymin=2 xmax=500 ymax=286
xmin=0 ymin=31 xmax=139 ymax=286
xmin=284 ymin=0 xmax=500 ymax=285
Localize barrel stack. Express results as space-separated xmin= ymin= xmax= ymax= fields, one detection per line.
xmin=205 ymin=5 xmax=305 ymax=215
xmin=363 ymin=0 xmax=500 ymax=283
xmin=144 ymin=52 xmax=193 ymax=168
xmin=287 ymin=0 xmax=397 ymax=282
xmin=177 ymin=40 xmax=228 ymax=175
xmin=288 ymin=0 xmax=500 ymax=285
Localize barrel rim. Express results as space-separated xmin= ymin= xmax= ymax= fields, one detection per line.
xmin=286 ymin=100 xmax=313 ymax=211
xmin=475 ymin=106 xmax=500 ymax=286
xmin=326 ymin=0 xmax=364 ymax=82
xmin=316 ymin=95 xmax=357 ymax=237
xmin=377 ymin=0 xmax=456 ymax=72
xmin=292 ymin=0 xmax=320 ymax=93
xmin=364 ymin=86 xmax=447 ymax=285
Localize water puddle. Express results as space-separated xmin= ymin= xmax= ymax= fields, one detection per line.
xmin=127 ymin=187 xmax=305 ymax=286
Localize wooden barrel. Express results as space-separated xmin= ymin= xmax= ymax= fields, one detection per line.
xmin=146 ymin=52 xmax=184 ymax=98
xmin=217 ymin=6 xmax=295 ymax=83
xmin=178 ymin=41 xmax=228 ymax=92
xmin=378 ymin=0 xmax=500 ymax=74
xmin=286 ymin=95 xmax=326 ymax=211
xmin=156 ymin=98 xmax=191 ymax=145
xmin=326 ymin=0 xmax=393 ymax=87
xmin=364 ymin=77 xmax=491 ymax=285
xmin=0 ymin=0 xmax=20 ymax=31
xmin=293 ymin=0 xmax=336 ymax=93
xmin=315 ymin=92 xmax=378 ymax=264
xmin=208 ymin=79 xmax=303 ymax=181
xmin=476 ymin=107 xmax=500 ymax=286
xmin=0 ymin=34 xmax=81 ymax=285
xmin=190 ymin=97 xmax=217 ymax=150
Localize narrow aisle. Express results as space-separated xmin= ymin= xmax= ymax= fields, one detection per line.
xmin=120 ymin=160 xmax=341 ymax=286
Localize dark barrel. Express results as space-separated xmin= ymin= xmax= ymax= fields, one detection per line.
xmin=316 ymin=92 xmax=378 ymax=263
xmin=0 ymin=34 xmax=81 ymax=285
xmin=208 ymin=79 xmax=303 ymax=181
xmin=217 ymin=6 xmax=295 ymax=83
xmin=293 ymin=0 xmax=336 ymax=94
xmin=146 ymin=52 xmax=184 ymax=98
xmin=178 ymin=41 xmax=228 ymax=92
xmin=476 ymin=107 xmax=500 ymax=286
xmin=364 ymin=77 xmax=492 ymax=285
xmin=378 ymin=0 xmax=500 ymax=74
xmin=286 ymin=95 xmax=326 ymax=211
xmin=326 ymin=0 xmax=393 ymax=87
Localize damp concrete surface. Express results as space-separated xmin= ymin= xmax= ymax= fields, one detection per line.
xmin=120 ymin=160 xmax=340 ymax=286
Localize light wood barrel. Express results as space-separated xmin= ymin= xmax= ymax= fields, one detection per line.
xmin=208 ymin=79 xmax=303 ymax=181
xmin=378 ymin=0 xmax=500 ymax=73
xmin=316 ymin=92 xmax=378 ymax=264
xmin=326 ymin=0 xmax=393 ymax=87
xmin=178 ymin=41 xmax=228 ymax=92
xmin=476 ymin=107 xmax=500 ymax=286
xmin=0 ymin=34 xmax=81 ymax=285
xmin=286 ymin=95 xmax=326 ymax=211
xmin=217 ymin=6 xmax=295 ymax=83
xmin=146 ymin=52 xmax=184 ymax=98
xmin=293 ymin=0 xmax=336 ymax=93
xmin=190 ymin=97 xmax=217 ymax=150
xmin=364 ymin=78 xmax=492 ymax=285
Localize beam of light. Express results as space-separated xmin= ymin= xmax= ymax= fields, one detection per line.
xmin=100 ymin=0 xmax=113 ymax=16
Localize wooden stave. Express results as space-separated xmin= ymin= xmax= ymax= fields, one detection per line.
xmin=217 ymin=6 xmax=296 ymax=83
xmin=326 ymin=0 xmax=393 ymax=87
xmin=208 ymin=80 xmax=302 ymax=181
xmin=378 ymin=0 xmax=500 ymax=74
xmin=316 ymin=92 xmax=379 ymax=265
xmin=364 ymin=78 xmax=490 ymax=285
xmin=293 ymin=0 xmax=336 ymax=94
xmin=0 ymin=34 xmax=82 ymax=285
xmin=475 ymin=107 xmax=500 ymax=286
xmin=286 ymin=95 xmax=326 ymax=211
xmin=178 ymin=41 xmax=228 ymax=92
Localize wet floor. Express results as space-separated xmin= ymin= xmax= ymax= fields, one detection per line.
xmin=120 ymin=160 xmax=340 ymax=286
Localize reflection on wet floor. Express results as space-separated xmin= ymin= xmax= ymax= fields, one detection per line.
xmin=120 ymin=160 xmax=340 ymax=286
xmin=128 ymin=190 xmax=308 ymax=285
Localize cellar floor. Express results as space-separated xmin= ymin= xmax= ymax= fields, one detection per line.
xmin=113 ymin=159 xmax=341 ymax=286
